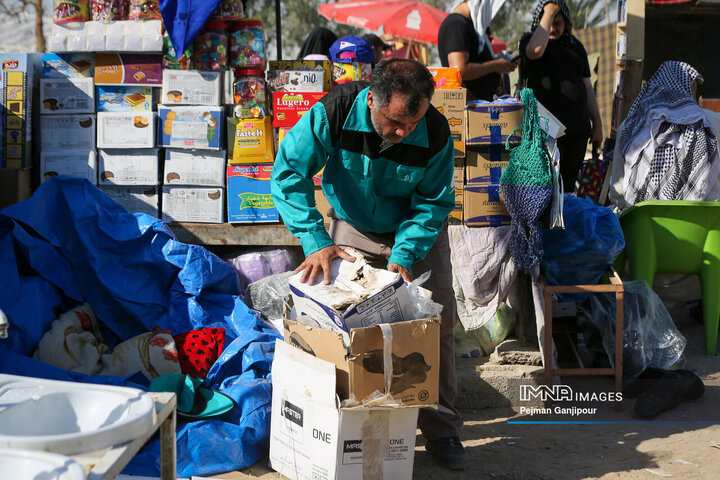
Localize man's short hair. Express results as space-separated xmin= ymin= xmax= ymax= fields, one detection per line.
xmin=369 ymin=59 xmax=435 ymax=117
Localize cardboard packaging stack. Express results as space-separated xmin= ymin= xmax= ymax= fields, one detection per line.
xmin=270 ymin=251 xmax=440 ymax=480
xmin=463 ymin=98 xmax=524 ymax=227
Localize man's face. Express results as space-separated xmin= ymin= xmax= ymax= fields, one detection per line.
xmin=367 ymin=91 xmax=428 ymax=144
xmin=549 ymin=14 xmax=566 ymax=40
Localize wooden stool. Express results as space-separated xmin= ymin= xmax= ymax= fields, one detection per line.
xmin=542 ymin=268 xmax=624 ymax=411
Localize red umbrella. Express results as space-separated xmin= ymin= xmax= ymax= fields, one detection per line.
xmin=318 ymin=1 xmax=448 ymax=46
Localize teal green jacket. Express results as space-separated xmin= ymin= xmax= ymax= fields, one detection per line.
xmin=270 ymin=83 xmax=455 ymax=270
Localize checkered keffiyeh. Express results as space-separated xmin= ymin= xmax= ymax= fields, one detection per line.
xmin=530 ymin=0 xmax=576 ymax=45
xmin=617 ymin=61 xmax=720 ymax=207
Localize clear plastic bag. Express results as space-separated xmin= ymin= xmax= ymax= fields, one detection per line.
xmin=243 ymin=271 xmax=293 ymax=328
xmin=407 ymin=271 xmax=443 ymax=319
xmin=577 ymin=280 xmax=687 ymax=379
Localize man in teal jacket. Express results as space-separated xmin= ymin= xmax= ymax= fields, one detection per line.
xmin=271 ymin=59 xmax=468 ymax=469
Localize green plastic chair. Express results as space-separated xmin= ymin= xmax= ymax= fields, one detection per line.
xmin=616 ymin=200 xmax=720 ymax=355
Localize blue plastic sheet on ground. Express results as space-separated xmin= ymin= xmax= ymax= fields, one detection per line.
xmin=0 ymin=177 xmax=281 ymax=477
xmin=541 ymin=195 xmax=625 ymax=302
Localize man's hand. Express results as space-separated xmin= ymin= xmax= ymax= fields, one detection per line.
xmin=294 ymin=245 xmax=356 ymax=285
xmin=491 ymin=58 xmax=518 ymax=74
xmin=543 ymin=2 xmax=561 ymax=19
xmin=590 ymin=123 xmax=604 ymax=147
xmin=388 ymin=263 xmax=413 ymax=282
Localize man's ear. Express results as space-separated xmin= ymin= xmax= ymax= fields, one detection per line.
xmin=367 ymin=90 xmax=374 ymax=110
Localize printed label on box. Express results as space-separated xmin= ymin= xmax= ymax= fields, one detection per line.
xmin=161 ymin=70 xmax=221 ymax=105
xmin=94 ymin=53 xmax=163 ymax=86
xmin=272 ymin=92 xmax=326 ymax=128
xmin=40 ymin=78 xmax=95 ymax=114
xmin=97 ymin=86 xmax=153 ymax=112
xmin=226 ymin=164 xmax=279 ymax=223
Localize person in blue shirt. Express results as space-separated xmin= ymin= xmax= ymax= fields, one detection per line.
xmin=271 ymin=59 xmax=468 ymax=470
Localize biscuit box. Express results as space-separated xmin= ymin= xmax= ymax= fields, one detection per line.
xmin=161 ymin=70 xmax=222 ymax=106
xmin=96 ymin=112 xmax=156 ymax=149
xmin=1 ymin=54 xmax=34 ymax=168
xmin=431 ymin=88 xmax=466 ymax=158
xmin=269 ymin=341 xmax=421 ymax=480
xmin=157 ymin=106 xmax=223 ymax=150
xmin=164 ymin=149 xmax=226 ymax=186
xmin=40 ymin=78 xmax=95 ymax=114
xmin=40 ymin=150 xmax=97 ymax=184
xmin=41 ymin=115 xmax=96 ymax=151
xmin=465 ymin=145 xmax=510 ymax=184
xmin=99 ymin=186 xmax=159 ymax=217
xmin=96 ymin=86 xmax=153 ymax=112
xmin=162 ymin=186 xmax=225 ymax=223
xmin=465 ymin=101 xmax=523 ymax=145
xmin=226 ymin=163 xmax=279 ymax=223
xmin=268 ymin=60 xmax=332 ymax=91
xmin=272 ymin=91 xmax=326 ymax=128
xmin=42 ymin=53 xmax=94 ymax=78
xmin=94 ymin=53 xmax=163 ymax=86
xmin=266 ymin=70 xmax=325 ymax=93
xmin=230 ymin=116 xmax=274 ymax=164
xmin=98 ymin=149 xmax=159 ymax=186
xmin=463 ymin=183 xmax=511 ymax=227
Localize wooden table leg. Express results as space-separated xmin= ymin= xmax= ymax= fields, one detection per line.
xmin=160 ymin=403 xmax=177 ymax=480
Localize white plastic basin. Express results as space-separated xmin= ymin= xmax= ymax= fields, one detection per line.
xmin=0 ymin=374 xmax=156 ymax=455
xmin=0 ymin=447 xmax=86 ymax=480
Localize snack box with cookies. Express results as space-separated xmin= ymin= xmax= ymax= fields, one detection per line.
xmin=230 ymin=116 xmax=274 ymax=164
xmin=162 ymin=186 xmax=225 ymax=224
xmin=162 ymin=70 xmax=222 ymax=106
xmin=94 ymin=53 xmax=163 ymax=87
xmin=226 ymin=163 xmax=279 ymax=223
xmin=40 ymin=78 xmax=95 ymax=115
xmin=43 ymin=53 xmax=94 ymax=79
xmin=164 ymin=149 xmax=226 ymax=187
xmin=41 ymin=115 xmax=96 ymax=151
xmin=1 ymin=53 xmax=34 ymax=168
xmin=271 ymin=92 xmax=326 ymax=128
xmin=266 ymin=70 xmax=324 ymax=94
xmin=98 ymin=149 xmax=160 ymax=186
xmin=99 ymin=186 xmax=160 ymax=217
xmin=157 ymin=106 xmax=224 ymax=150
xmin=97 ymin=86 xmax=153 ymax=112
xmin=40 ymin=150 xmax=97 ymax=185
xmin=96 ymin=112 xmax=156 ymax=149
xmin=268 ymin=60 xmax=333 ymax=92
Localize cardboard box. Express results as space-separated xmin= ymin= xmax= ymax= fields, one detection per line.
xmin=42 ymin=53 xmax=94 ymax=78
xmin=448 ymin=207 xmax=463 ymax=225
xmin=161 ymin=186 xmax=225 ymax=223
xmin=40 ymin=78 xmax=95 ymax=114
xmin=289 ymin=262 xmax=416 ymax=335
xmin=465 ymin=101 xmax=523 ymax=145
xmin=161 ymin=70 xmax=222 ymax=106
xmin=164 ymin=149 xmax=226 ymax=186
xmin=270 ymin=341 xmax=420 ymax=480
xmin=268 ymin=60 xmax=332 ymax=91
xmin=157 ymin=106 xmax=223 ymax=150
xmin=431 ymin=88 xmax=466 ymax=158
xmin=97 ymin=86 xmax=153 ymax=112
xmin=283 ymin=316 xmax=439 ymax=406
xmin=98 ymin=149 xmax=159 ymax=185
xmin=94 ymin=53 xmax=163 ymax=86
xmin=226 ymin=163 xmax=279 ymax=223
xmin=100 ymin=185 xmax=159 ymax=217
xmin=465 ymin=145 xmax=510 ymax=184
xmin=40 ymin=115 xmax=96 ymax=152
xmin=97 ymin=112 xmax=156 ymax=149
xmin=267 ymin=70 xmax=325 ymax=93
xmin=230 ymin=117 xmax=274 ymax=164
xmin=463 ymin=183 xmax=511 ymax=227
xmin=272 ymin=92 xmax=326 ymax=128
xmin=314 ymin=186 xmax=332 ymax=225
xmin=1 ymin=54 xmax=34 ymax=168
xmin=0 ymin=167 xmax=32 ymax=209
xmin=40 ymin=150 xmax=97 ymax=184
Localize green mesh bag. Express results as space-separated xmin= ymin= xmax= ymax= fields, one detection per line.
xmin=499 ymin=88 xmax=553 ymax=272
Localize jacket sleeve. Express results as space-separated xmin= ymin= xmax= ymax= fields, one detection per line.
xmin=388 ymin=133 xmax=455 ymax=269
xmin=270 ymin=103 xmax=335 ymax=256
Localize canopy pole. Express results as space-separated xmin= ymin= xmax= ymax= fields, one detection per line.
xmin=275 ymin=0 xmax=282 ymax=60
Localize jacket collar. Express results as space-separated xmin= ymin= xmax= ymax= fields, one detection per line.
xmin=342 ymin=87 xmax=429 ymax=148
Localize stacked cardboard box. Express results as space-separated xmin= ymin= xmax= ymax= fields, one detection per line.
xmin=463 ymin=100 xmax=523 ymax=227
xmin=1 ymin=54 xmax=34 ymax=169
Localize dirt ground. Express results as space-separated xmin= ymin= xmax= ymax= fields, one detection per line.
xmin=205 ymin=299 xmax=720 ymax=480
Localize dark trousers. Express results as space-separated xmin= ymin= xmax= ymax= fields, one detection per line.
xmin=329 ymin=214 xmax=463 ymax=440
xmin=558 ymin=133 xmax=590 ymax=194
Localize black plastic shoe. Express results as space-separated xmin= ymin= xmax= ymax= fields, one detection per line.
xmin=425 ymin=437 xmax=469 ymax=470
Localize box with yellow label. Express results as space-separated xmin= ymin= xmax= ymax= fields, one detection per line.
xmin=226 ymin=163 xmax=279 ymax=223
xmin=431 ymin=88 xmax=466 ymax=158
xmin=463 ymin=183 xmax=510 ymax=227
xmin=1 ymin=54 xmax=33 ymax=168
xmin=231 ymin=116 xmax=274 ymax=164
xmin=465 ymin=145 xmax=510 ymax=184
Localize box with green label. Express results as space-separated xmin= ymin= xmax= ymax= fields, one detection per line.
xmin=226 ymin=163 xmax=279 ymax=223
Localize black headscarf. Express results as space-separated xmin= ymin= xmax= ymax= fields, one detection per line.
xmin=298 ymin=27 xmax=338 ymax=59
xmin=530 ymin=0 xmax=575 ymax=45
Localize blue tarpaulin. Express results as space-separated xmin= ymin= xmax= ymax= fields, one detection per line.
xmin=160 ymin=0 xmax=223 ymax=58
xmin=0 ymin=177 xmax=280 ymax=477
